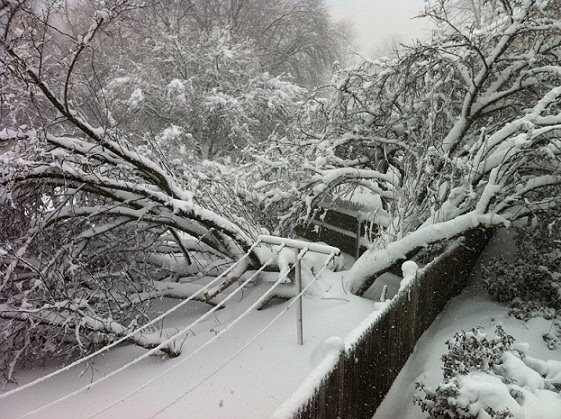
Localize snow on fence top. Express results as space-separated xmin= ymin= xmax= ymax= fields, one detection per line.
xmin=258 ymin=234 xmax=341 ymax=256
xmin=273 ymin=230 xmax=492 ymax=419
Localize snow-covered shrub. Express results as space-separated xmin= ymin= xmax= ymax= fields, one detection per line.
xmin=483 ymin=216 xmax=561 ymax=309
xmin=415 ymin=326 xmax=515 ymax=418
xmin=440 ymin=326 xmax=514 ymax=380
xmin=415 ymin=326 xmax=561 ymax=419
xmin=483 ymin=212 xmax=561 ymax=347
xmin=484 ymin=261 xmax=561 ymax=310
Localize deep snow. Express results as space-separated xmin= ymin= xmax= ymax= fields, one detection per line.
xmin=0 ymin=254 xmax=382 ymax=419
xmin=4 ymin=228 xmax=560 ymax=419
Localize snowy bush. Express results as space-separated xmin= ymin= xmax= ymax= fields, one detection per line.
xmin=483 ymin=212 xmax=561 ymax=348
xmin=440 ymin=326 xmax=514 ymax=380
xmin=415 ymin=326 xmax=515 ymax=418
xmin=483 ymin=213 xmax=561 ymax=307
xmin=415 ymin=326 xmax=561 ymax=419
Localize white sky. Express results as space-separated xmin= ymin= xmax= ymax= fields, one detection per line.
xmin=326 ymin=0 xmax=431 ymax=58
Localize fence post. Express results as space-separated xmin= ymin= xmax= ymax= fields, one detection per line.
xmin=355 ymin=214 xmax=362 ymax=260
xmin=295 ymin=254 xmax=304 ymax=345
xmin=380 ymin=285 xmax=388 ymax=302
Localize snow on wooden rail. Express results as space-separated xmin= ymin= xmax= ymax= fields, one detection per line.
xmin=258 ymin=235 xmax=341 ymax=256
xmin=259 ymin=235 xmax=341 ymax=345
xmin=294 ymin=204 xmax=378 ymax=258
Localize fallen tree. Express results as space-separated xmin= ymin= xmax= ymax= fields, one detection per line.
xmin=243 ymin=0 xmax=561 ymax=294
xmin=0 ymin=0 xmax=304 ymax=381
xmin=2 ymin=0 xmax=561 ymax=385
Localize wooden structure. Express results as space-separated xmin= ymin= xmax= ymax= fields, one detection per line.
xmin=296 ymin=200 xmax=381 ymax=258
xmin=284 ymin=228 xmax=492 ymax=419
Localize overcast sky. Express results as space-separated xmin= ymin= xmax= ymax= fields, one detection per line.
xmin=326 ymin=0 xmax=430 ymax=58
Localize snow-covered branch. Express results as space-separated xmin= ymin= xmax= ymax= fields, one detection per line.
xmin=0 ymin=306 xmax=181 ymax=356
xmin=347 ymin=209 xmax=508 ymax=294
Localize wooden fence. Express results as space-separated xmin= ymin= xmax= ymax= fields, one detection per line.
xmin=295 ymin=202 xmax=380 ymax=258
xmin=279 ymin=228 xmax=492 ymax=419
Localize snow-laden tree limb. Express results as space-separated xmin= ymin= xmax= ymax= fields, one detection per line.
xmin=242 ymin=0 xmax=561 ymax=293
xmin=0 ymin=305 xmax=182 ymax=355
xmin=0 ymin=0 xmax=307 ymax=376
xmin=347 ymin=210 xmax=506 ymax=294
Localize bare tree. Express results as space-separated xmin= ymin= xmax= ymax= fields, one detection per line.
xmin=163 ymin=0 xmax=350 ymax=86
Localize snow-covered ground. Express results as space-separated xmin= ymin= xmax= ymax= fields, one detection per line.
xmin=5 ymin=228 xmax=559 ymax=419
xmin=1 ymin=254 xmax=384 ymax=419
xmin=373 ymin=230 xmax=561 ymax=418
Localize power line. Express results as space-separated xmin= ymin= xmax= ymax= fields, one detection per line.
xmin=149 ymin=251 xmax=337 ymax=419
xmin=0 ymin=242 xmax=260 ymax=402
xmin=87 ymin=249 xmax=300 ymax=418
xmin=18 ymin=243 xmax=283 ymax=419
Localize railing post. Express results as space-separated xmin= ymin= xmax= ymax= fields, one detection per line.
xmin=380 ymin=284 xmax=388 ymax=302
xmin=295 ymin=254 xmax=304 ymax=345
xmin=355 ymin=214 xmax=362 ymax=260
xmin=257 ymin=235 xmax=340 ymax=345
